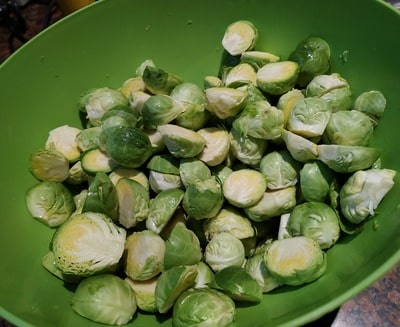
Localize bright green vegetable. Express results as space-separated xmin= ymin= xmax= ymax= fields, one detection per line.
xmin=80 ymin=147 xmax=118 ymax=174
xmin=29 ymin=148 xmax=70 ymax=182
xmin=221 ymin=20 xmax=258 ymax=56
xmin=205 ymin=86 xmax=248 ymax=119
xmin=353 ymin=90 xmax=386 ymax=126
xmin=256 ymin=61 xmax=299 ymax=95
xmin=196 ymin=127 xmax=230 ymax=166
xmin=172 ymin=288 xmax=235 ymax=327
xmin=125 ymin=277 xmax=158 ymax=313
xmin=223 ymin=62 xmax=257 ymax=87
xmin=75 ymin=126 xmax=102 ymax=152
xmin=26 ymin=181 xmax=76 ymax=227
xmin=179 ymin=157 xmax=212 ymax=188
xmin=142 ymin=65 xmax=183 ymax=95
xmin=240 ymin=50 xmax=280 ymax=69
xmin=71 ymin=274 xmax=136 ymax=325
xmin=281 ymin=129 xmax=319 ymax=163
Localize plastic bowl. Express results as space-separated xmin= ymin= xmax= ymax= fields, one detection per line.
xmin=1 ymin=0 xmax=399 ymax=326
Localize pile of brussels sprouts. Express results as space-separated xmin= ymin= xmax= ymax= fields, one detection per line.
xmin=26 ymin=20 xmax=396 ymax=326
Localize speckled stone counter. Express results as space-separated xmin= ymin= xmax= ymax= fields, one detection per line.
xmin=0 ymin=1 xmax=399 ymax=326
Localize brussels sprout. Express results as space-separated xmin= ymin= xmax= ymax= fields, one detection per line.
xmin=288 ymin=36 xmax=331 ymax=87
xmin=29 ymin=148 xmax=70 ymax=182
xmin=287 ymin=97 xmax=331 ymax=138
xmin=66 ymin=161 xmax=88 ymax=185
xmin=144 ymin=128 xmax=166 ymax=153
xmin=141 ymin=94 xmax=184 ymax=129
xmin=78 ymin=87 xmax=129 ymax=126
xmin=75 ymin=126 xmax=102 ymax=152
xmin=277 ymin=89 xmax=305 ymax=126
xmin=109 ymin=167 xmax=150 ymax=191
xmin=223 ymin=62 xmax=257 ymax=87
xmin=147 ymin=153 xmax=180 ymax=175
xmin=182 ymin=176 xmax=224 ymax=220
xmin=135 ymin=58 xmax=156 ymax=77
xmin=203 ymin=206 xmax=255 ymax=242
xmin=148 ymin=170 xmax=183 ymax=193
xmin=81 ymin=172 xmax=118 ymax=222
xmin=223 ymin=169 xmax=266 ymax=208
xmin=119 ymin=76 xmax=146 ymax=98
xmin=300 ymin=161 xmax=336 ymax=202
xmin=277 ymin=213 xmax=291 ymax=240
xmin=281 ymin=130 xmax=319 ymax=163
xmin=221 ymin=20 xmax=258 ymax=56
xmin=143 ymin=65 xmax=183 ymax=95
xmin=196 ymin=127 xmax=230 ymax=166
xmin=204 ymin=75 xmax=224 ymax=89
xmin=116 ymin=178 xmax=150 ymax=229
xmin=340 ymin=168 xmax=396 ymax=224
xmin=256 ymin=61 xmax=299 ymax=95
xmin=244 ymin=187 xmax=297 ymax=222
xmin=155 ymin=265 xmax=198 ymax=313
xmin=263 ymin=236 xmax=327 ymax=285
xmin=129 ymin=90 xmax=152 ymax=114
xmin=214 ymin=266 xmax=263 ymax=303
xmin=125 ymin=276 xmax=158 ymax=313
xmin=101 ymin=105 xmax=139 ymax=130
xmin=229 ymin=127 xmax=268 ymax=166
xmin=124 ymin=230 xmax=165 ymax=281
xmin=45 ymin=125 xmax=82 ymax=163
xmin=204 ymin=232 xmax=245 ymax=272
xmin=26 ymin=181 xmax=76 ymax=227
xmin=232 ymin=101 xmax=284 ymax=140
xmin=41 ymin=251 xmax=82 ymax=284
xmin=80 ymin=148 xmax=118 ymax=174
xmin=71 ymin=274 xmax=136 ymax=326
xmin=205 ymin=87 xmax=248 ymax=119
xmin=171 ymin=82 xmax=210 ymax=130
xmin=236 ymin=82 xmax=268 ymax=103
xmin=103 ymin=126 xmax=153 ymax=168
xmin=179 ymin=157 xmax=212 ymax=188
xmin=52 ymin=212 xmax=126 ymax=276
xmin=164 ymin=222 xmax=202 ymax=270
xmin=287 ymin=202 xmax=340 ymax=249
xmin=146 ymin=188 xmax=185 ymax=234
xmin=172 ymin=288 xmax=235 ymax=327
xmin=211 ymin=164 xmax=233 ymax=184
xmin=317 ymin=144 xmax=381 ymax=173
xmin=158 ymin=124 xmax=206 ymax=158
xmin=323 ymin=110 xmax=374 ymax=146
xmin=353 ymin=90 xmax=386 ymax=126
xmin=195 ymin=261 xmax=215 ymax=289
xmin=244 ymin=247 xmax=281 ymax=293
xmin=259 ymin=150 xmax=299 ymax=190
xmin=240 ymin=50 xmax=280 ymax=69
xmin=306 ymin=73 xmax=352 ymax=112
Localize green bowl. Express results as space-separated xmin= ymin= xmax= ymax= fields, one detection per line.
xmin=1 ymin=0 xmax=399 ymax=326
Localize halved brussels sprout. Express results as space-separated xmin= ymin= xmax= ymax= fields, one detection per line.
xmin=146 ymin=188 xmax=184 ymax=234
xmin=287 ymin=201 xmax=340 ymax=249
xmin=78 ymin=87 xmax=129 ymax=126
xmin=317 ymin=144 xmax=381 ymax=173
xmin=229 ymin=127 xmax=268 ymax=166
xmin=172 ymin=288 xmax=235 ymax=327
xmin=195 ymin=261 xmax=215 ymax=289
xmin=204 ymin=232 xmax=245 ymax=272
xmin=340 ymin=168 xmax=396 ymax=224
xmin=353 ymin=90 xmax=386 ymax=126
xmin=124 ymin=230 xmax=165 ymax=281
xmin=125 ymin=276 xmax=158 ymax=313
xmin=277 ymin=89 xmax=305 ymax=126
xmin=29 ymin=148 xmax=70 ymax=182
xmin=141 ymin=94 xmax=184 ymax=129
xmin=300 ymin=161 xmax=335 ymax=203
xmin=164 ymin=222 xmax=202 ymax=270
xmin=244 ymin=187 xmax=297 ymax=222
xmin=259 ymin=150 xmax=299 ymax=190
xmin=281 ymin=130 xmax=319 ymax=163
xmin=204 ymin=75 xmax=224 ymax=89
xmin=155 ymin=265 xmax=198 ymax=314
xmin=158 ymin=124 xmax=206 ymax=158
xmin=66 ymin=161 xmax=88 ymax=185
xmin=223 ymin=169 xmax=266 ymax=208
xmin=143 ymin=65 xmax=183 ymax=95
xmin=196 ymin=127 xmax=230 ymax=166
xmin=147 ymin=153 xmax=180 ymax=175
xmin=116 ymin=178 xmax=150 ymax=229
xmin=129 ymin=90 xmax=151 ymax=114
xmin=148 ymin=170 xmax=183 ymax=193
xmin=323 ymin=110 xmax=374 ymax=146
xmin=80 ymin=147 xmax=118 ymax=174
xmin=205 ymin=87 xmax=248 ymax=119
xmin=256 ymin=61 xmax=299 ymax=95
xmin=109 ymin=167 xmax=150 ymax=191
xmin=221 ymin=20 xmax=258 ymax=56
xmin=119 ymin=76 xmax=146 ymax=98
xmin=223 ymin=62 xmax=257 ymax=87
xmin=240 ymin=50 xmax=280 ymax=69
xmin=45 ymin=125 xmax=82 ymax=163
xmin=288 ymin=36 xmax=331 ymax=87
xmin=263 ymin=236 xmax=327 ymax=286
xmin=71 ymin=274 xmax=136 ymax=326
xmin=144 ymin=128 xmax=166 ymax=153
xmin=179 ymin=157 xmax=212 ymax=188
xmin=287 ymin=97 xmax=331 ymax=138
xmin=232 ymin=101 xmax=284 ymax=140
xmin=75 ymin=126 xmax=102 ymax=152
xmin=26 ymin=181 xmax=76 ymax=227
xmin=214 ymin=266 xmax=263 ymax=303
xmin=182 ymin=176 xmax=224 ymax=220
xmin=52 ymin=212 xmax=126 ymax=276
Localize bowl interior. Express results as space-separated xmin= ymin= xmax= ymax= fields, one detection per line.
xmin=1 ymin=0 xmax=400 ymax=326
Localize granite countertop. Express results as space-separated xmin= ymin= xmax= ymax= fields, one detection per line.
xmin=0 ymin=1 xmax=399 ymax=326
